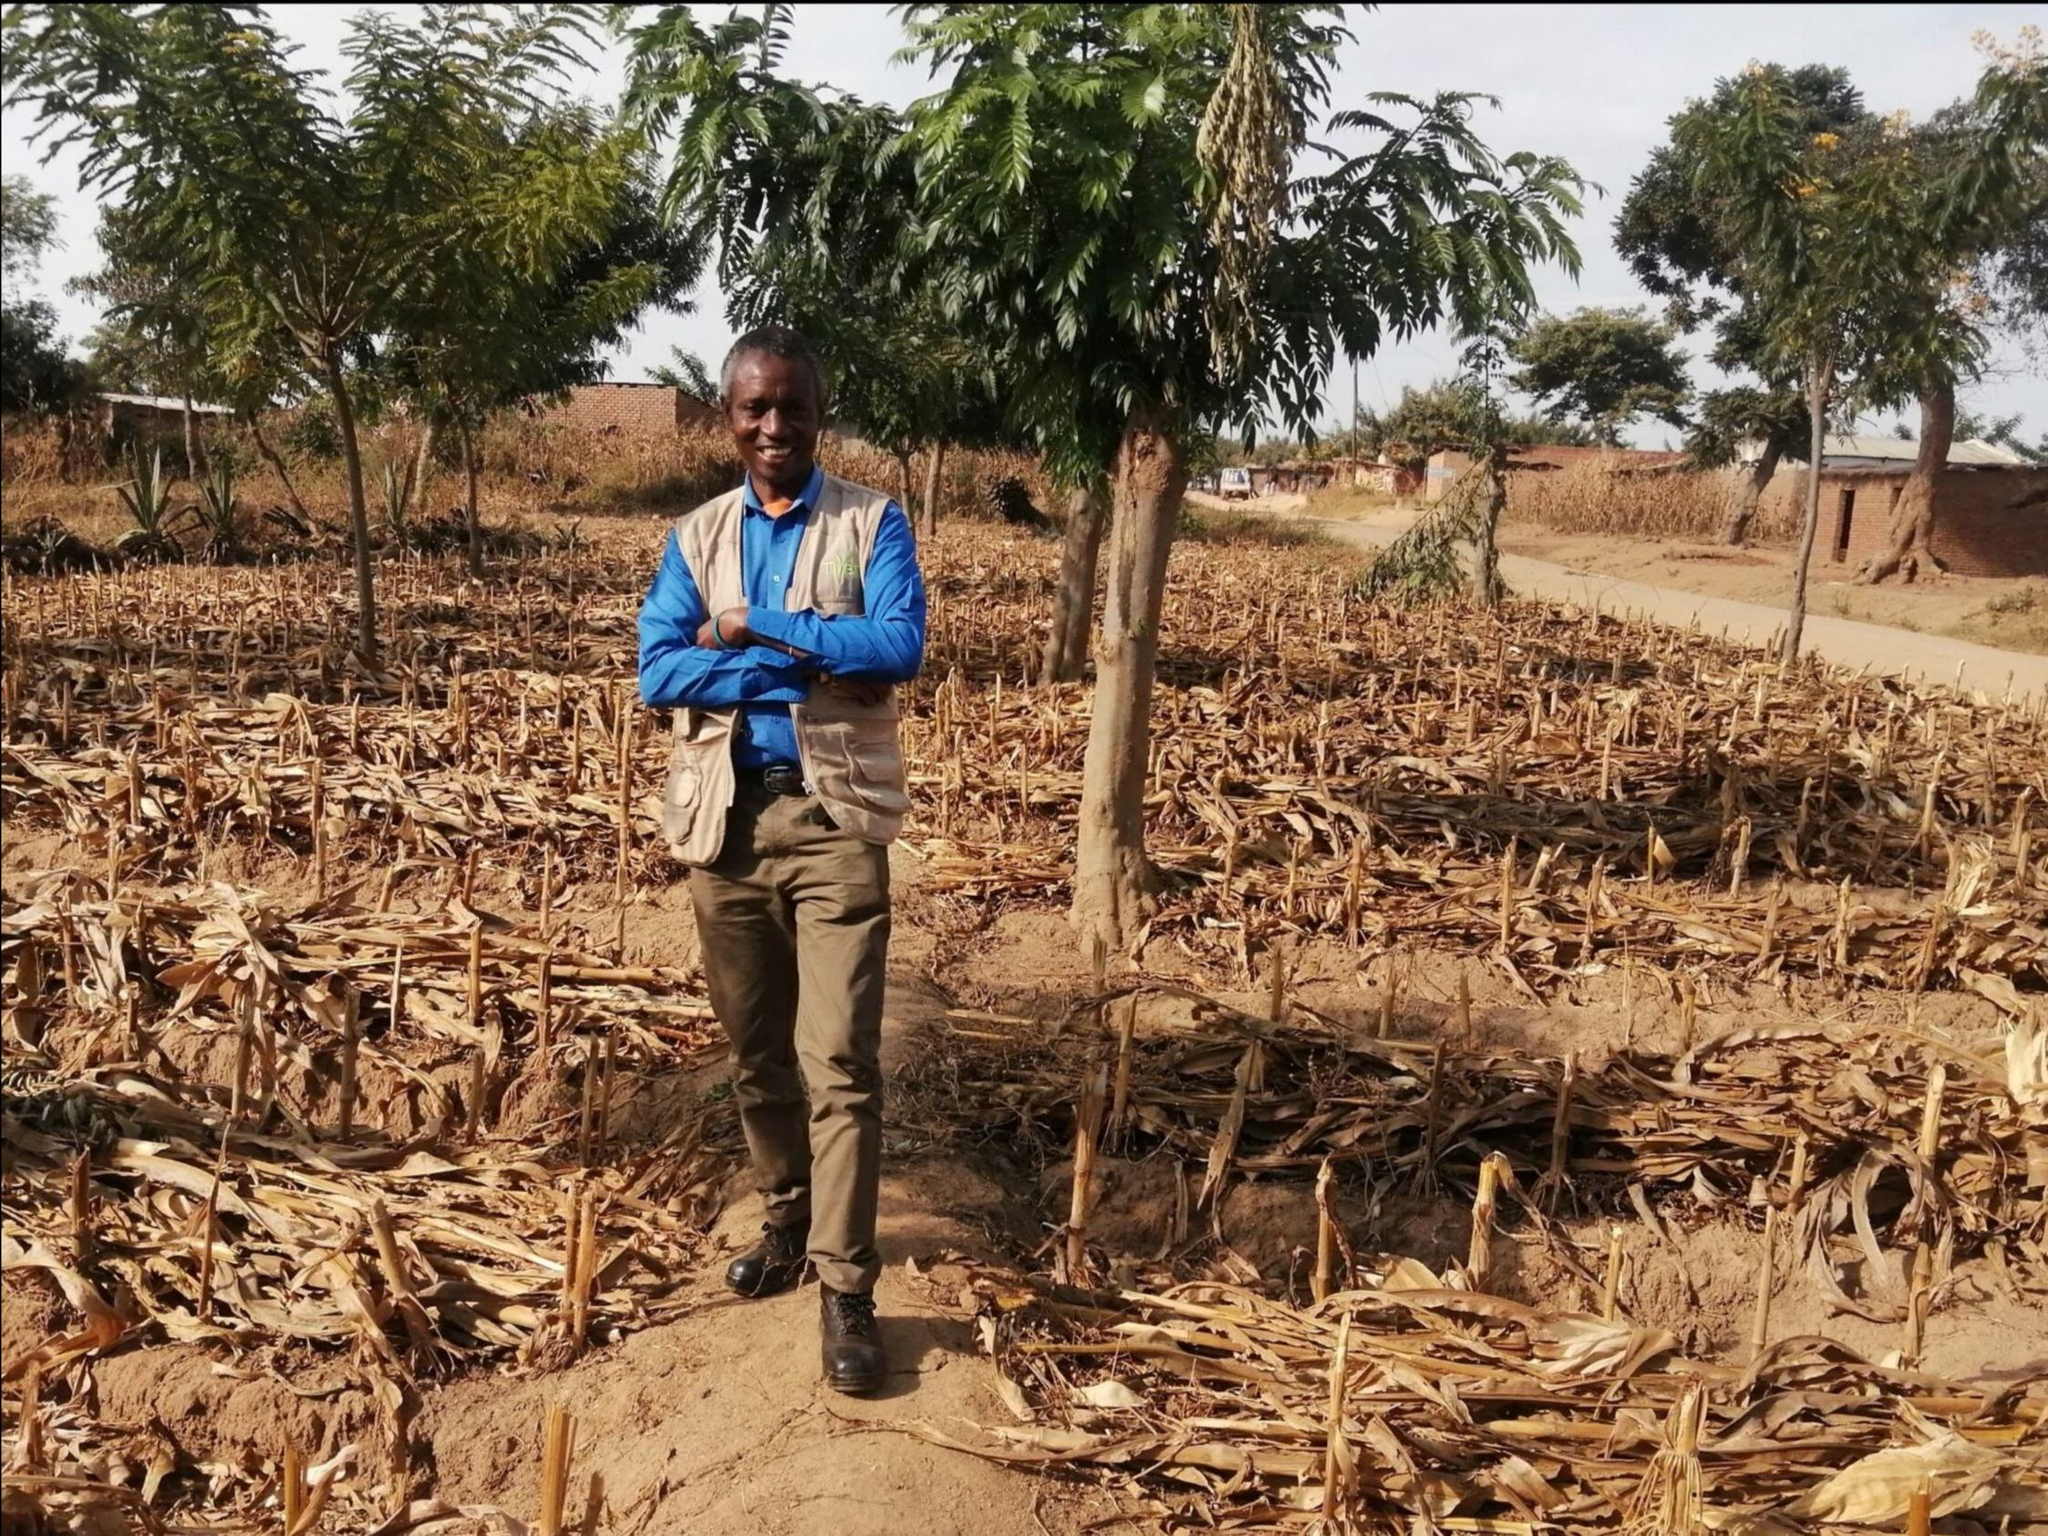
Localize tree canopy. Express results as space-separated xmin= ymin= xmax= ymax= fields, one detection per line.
xmin=4 ymin=2 xmax=643 ymax=656
xmin=0 ymin=173 xmax=83 ymax=413
xmin=1507 ymin=307 xmax=1691 ymax=444
xmin=1352 ymin=378 xmax=1592 ymax=470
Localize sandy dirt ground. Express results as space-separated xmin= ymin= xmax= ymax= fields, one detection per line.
xmin=1277 ymin=502 xmax=2048 ymax=701
xmin=1503 ymin=528 xmax=2048 ymax=656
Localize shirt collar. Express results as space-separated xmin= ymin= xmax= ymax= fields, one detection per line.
xmin=742 ymin=464 xmax=825 ymax=516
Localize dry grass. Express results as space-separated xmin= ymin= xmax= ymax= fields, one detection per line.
xmin=1 ymin=410 xmax=1060 ymax=560
xmin=1508 ymin=462 xmax=1800 ymax=543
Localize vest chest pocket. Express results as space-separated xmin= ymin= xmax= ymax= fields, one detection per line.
xmin=812 ymin=583 xmax=864 ymax=617
xmin=810 ymin=545 xmax=866 ymax=615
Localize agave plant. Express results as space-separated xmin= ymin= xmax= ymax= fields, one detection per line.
xmin=194 ymin=459 xmax=243 ymax=563
xmin=548 ymin=518 xmax=585 ymax=554
xmin=113 ymin=443 xmax=190 ymax=562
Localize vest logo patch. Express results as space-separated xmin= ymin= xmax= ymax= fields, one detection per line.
xmin=820 ymin=551 xmax=862 ymax=585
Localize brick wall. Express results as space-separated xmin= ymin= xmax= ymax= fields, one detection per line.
xmin=1760 ymin=467 xmax=2048 ymax=578
xmin=536 ymin=383 xmax=717 ymax=435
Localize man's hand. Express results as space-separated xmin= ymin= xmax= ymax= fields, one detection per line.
xmin=694 ymin=606 xmax=752 ymax=650
xmin=696 ymin=605 xmax=816 ymax=663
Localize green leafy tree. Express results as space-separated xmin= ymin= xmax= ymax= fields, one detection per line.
xmin=1618 ymin=64 xmax=1868 ymax=542
xmin=1679 ymin=54 xmax=2042 ymax=654
xmin=387 ymin=105 xmax=702 ymax=574
xmin=70 ymin=206 xmax=229 ymax=474
xmin=648 ymin=345 xmax=716 ymax=399
xmin=625 ymin=4 xmax=1581 ymax=943
xmin=896 ymin=4 xmax=1582 ymax=945
xmin=1854 ymin=39 xmax=2047 ymax=582
xmin=0 ymin=174 xmax=84 ymax=414
xmin=624 ymin=3 xmax=1017 ymax=535
xmin=1353 ymin=378 xmax=1593 ymax=471
xmin=5 ymin=4 xmax=607 ymax=661
xmin=1684 ymin=385 xmax=1812 ymax=542
xmin=1507 ymin=306 xmax=1691 ymax=445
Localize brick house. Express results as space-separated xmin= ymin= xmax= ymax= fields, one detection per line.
xmin=530 ymin=381 xmax=717 ymax=435
xmin=1761 ymin=464 xmax=2048 ymax=578
xmin=97 ymin=391 xmax=235 ymax=446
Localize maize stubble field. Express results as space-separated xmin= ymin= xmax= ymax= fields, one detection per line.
xmin=1 ymin=509 xmax=2044 ymax=1534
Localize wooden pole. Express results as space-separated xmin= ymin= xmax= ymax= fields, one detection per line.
xmin=338 ymin=985 xmax=359 ymax=1142
xmin=1749 ymin=1203 xmax=1778 ymax=1361
xmin=1065 ymin=1063 xmax=1108 ymax=1283
xmin=536 ymin=951 xmax=554 ymax=1061
xmin=1312 ymin=1157 xmax=1337 ymax=1304
xmin=539 ymin=1404 xmax=574 ymax=1536
xmin=1465 ymin=1152 xmax=1502 ymax=1291
xmin=1108 ymin=996 xmax=1138 ymax=1147
xmin=1600 ymin=1225 xmax=1626 ymax=1319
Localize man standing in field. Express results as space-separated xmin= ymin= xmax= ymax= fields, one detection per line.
xmin=638 ymin=325 xmax=925 ymax=1394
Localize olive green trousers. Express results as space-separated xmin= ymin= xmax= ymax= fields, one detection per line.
xmin=688 ymin=781 xmax=890 ymax=1294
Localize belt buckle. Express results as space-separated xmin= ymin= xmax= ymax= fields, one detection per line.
xmin=763 ymin=764 xmax=806 ymax=796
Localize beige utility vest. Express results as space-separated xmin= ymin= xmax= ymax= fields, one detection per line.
xmin=659 ymin=473 xmax=911 ymax=865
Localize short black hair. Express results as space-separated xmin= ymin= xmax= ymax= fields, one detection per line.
xmin=719 ymin=325 xmax=828 ymax=409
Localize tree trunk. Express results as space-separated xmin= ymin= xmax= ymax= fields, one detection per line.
xmin=323 ymin=346 xmax=379 ymax=665
xmin=1472 ymin=442 xmax=1506 ymax=608
xmin=895 ymin=449 xmax=914 ymax=513
xmin=459 ymin=417 xmax=483 ymax=579
xmin=1781 ymin=354 xmax=1832 ymax=665
xmin=246 ymin=412 xmax=310 ymax=522
xmin=922 ymin=440 xmax=946 ymax=540
xmin=1042 ymin=479 xmax=1109 ymax=683
xmin=409 ymin=418 xmax=438 ymax=523
xmin=1858 ymin=381 xmax=1951 ymax=585
xmin=181 ymin=392 xmax=201 ymax=480
xmin=1723 ymin=433 xmax=1783 ymax=545
xmin=1070 ymin=412 xmax=1188 ymax=953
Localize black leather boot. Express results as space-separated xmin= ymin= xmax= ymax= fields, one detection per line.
xmin=819 ymin=1285 xmax=885 ymax=1395
xmin=724 ymin=1222 xmax=809 ymax=1298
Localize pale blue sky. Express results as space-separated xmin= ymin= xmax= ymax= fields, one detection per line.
xmin=6 ymin=3 xmax=2044 ymax=446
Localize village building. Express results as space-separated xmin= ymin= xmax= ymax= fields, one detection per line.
xmin=528 ymin=381 xmax=717 ymax=435
xmin=96 ymin=392 xmax=235 ymax=447
xmin=1754 ymin=435 xmax=2047 ymax=579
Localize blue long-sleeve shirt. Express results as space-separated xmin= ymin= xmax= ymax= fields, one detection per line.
xmin=637 ymin=465 xmax=927 ymax=767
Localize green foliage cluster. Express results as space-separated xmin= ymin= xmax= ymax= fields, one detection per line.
xmin=1507 ymin=307 xmax=1691 ymax=444
xmin=4 ymin=3 xmax=704 ymax=652
xmin=1 ymin=174 xmax=88 ymax=412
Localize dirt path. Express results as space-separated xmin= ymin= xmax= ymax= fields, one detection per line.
xmin=1290 ymin=507 xmax=2048 ymax=701
xmin=413 ymin=893 xmax=1118 ymax=1536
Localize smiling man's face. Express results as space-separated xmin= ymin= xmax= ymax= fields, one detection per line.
xmin=725 ymin=351 xmax=821 ymax=501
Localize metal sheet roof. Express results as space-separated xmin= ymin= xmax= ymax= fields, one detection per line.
xmin=97 ymin=392 xmax=235 ymax=415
